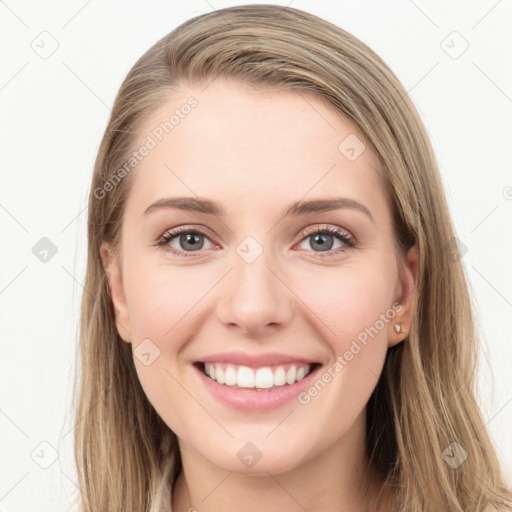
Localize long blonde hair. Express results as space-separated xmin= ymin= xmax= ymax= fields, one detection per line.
xmin=72 ymin=4 xmax=512 ymax=511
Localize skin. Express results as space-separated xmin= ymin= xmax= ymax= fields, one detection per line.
xmin=101 ymin=78 xmax=418 ymax=512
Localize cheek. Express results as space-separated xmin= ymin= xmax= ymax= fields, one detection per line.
xmin=291 ymin=267 xmax=393 ymax=411
xmin=124 ymin=257 xmax=203 ymax=346
xmin=294 ymin=264 xmax=395 ymax=349
xmin=123 ymin=259 xmax=207 ymax=430
xmin=125 ymin=254 xmax=396 ymax=371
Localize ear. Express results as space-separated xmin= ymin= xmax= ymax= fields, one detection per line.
xmin=100 ymin=242 xmax=132 ymax=343
xmin=388 ymin=244 xmax=418 ymax=347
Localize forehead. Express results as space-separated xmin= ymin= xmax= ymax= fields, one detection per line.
xmin=125 ymin=79 xmax=388 ymax=219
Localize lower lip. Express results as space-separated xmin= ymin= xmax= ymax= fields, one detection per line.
xmin=194 ymin=364 xmax=321 ymax=411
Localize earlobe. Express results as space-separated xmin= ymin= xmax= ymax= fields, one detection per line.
xmin=388 ymin=244 xmax=418 ymax=347
xmin=100 ymin=242 xmax=132 ymax=343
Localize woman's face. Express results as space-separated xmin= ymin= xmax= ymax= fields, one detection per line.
xmin=102 ymin=78 xmax=417 ymax=475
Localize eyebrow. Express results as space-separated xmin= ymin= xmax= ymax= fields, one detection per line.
xmin=143 ymin=196 xmax=374 ymax=223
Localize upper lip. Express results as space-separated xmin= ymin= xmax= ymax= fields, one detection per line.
xmin=197 ymin=352 xmax=319 ymax=368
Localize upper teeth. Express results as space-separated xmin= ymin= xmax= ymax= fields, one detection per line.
xmin=203 ymin=363 xmax=312 ymax=389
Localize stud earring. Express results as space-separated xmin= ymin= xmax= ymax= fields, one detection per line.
xmin=394 ymin=323 xmax=407 ymax=334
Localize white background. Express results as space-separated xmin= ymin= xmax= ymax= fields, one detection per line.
xmin=0 ymin=0 xmax=511 ymax=510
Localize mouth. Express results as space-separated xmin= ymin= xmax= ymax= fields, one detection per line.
xmin=194 ymin=361 xmax=322 ymax=392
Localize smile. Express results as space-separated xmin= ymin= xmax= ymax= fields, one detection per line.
xmin=193 ymin=356 xmax=322 ymax=410
xmin=197 ymin=362 xmax=318 ymax=391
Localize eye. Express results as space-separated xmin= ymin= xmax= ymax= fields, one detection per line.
xmin=156 ymin=223 xmax=355 ymax=259
xmin=296 ymin=224 xmax=355 ymax=258
xmin=157 ymin=225 xmax=217 ymax=257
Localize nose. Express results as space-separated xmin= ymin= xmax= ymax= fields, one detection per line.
xmin=215 ymin=245 xmax=294 ymax=337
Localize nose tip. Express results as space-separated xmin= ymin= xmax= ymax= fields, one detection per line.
xmin=215 ymin=254 xmax=294 ymax=336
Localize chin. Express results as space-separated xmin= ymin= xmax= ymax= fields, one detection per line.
xmin=197 ymin=435 xmax=312 ymax=476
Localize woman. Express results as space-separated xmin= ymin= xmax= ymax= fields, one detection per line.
xmin=72 ymin=4 xmax=512 ymax=511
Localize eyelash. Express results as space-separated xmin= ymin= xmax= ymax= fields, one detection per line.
xmin=156 ymin=224 xmax=355 ymax=259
